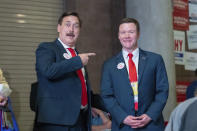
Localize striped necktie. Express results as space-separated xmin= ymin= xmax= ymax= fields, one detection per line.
xmin=128 ymin=53 xmax=138 ymax=112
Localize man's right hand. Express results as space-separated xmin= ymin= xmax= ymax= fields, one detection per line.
xmin=78 ymin=53 xmax=96 ymax=65
xmin=123 ymin=115 xmax=141 ymax=128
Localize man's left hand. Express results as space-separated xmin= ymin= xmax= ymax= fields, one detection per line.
xmin=131 ymin=114 xmax=152 ymax=128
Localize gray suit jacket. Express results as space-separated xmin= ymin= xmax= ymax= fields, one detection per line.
xmin=165 ymin=97 xmax=197 ymax=131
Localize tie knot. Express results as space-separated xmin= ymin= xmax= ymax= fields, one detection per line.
xmin=67 ymin=48 xmax=76 ymax=57
xmin=67 ymin=48 xmax=74 ymax=52
xmin=128 ymin=53 xmax=133 ymax=59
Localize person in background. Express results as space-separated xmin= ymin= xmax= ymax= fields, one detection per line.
xmin=35 ymin=12 xmax=95 ymax=131
xmin=0 ymin=68 xmax=12 ymax=106
xmin=92 ymin=107 xmax=111 ymax=131
xmin=101 ymin=17 xmax=169 ymax=131
xmin=165 ymin=88 xmax=197 ymax=131
xmin=91 ymin=92 xmax=111 ymax=131
xmin=186 ymin=69 xmax=197 ymax=99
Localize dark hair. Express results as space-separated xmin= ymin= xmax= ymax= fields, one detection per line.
xmin=58 ymin=12 xmax=82 ymax=27
xmin=119 ymin=18 xmax=140 ymax=32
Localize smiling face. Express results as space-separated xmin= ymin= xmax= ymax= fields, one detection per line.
xmin=118 ymin=23 xmax=139 ymax=52
xmin=57 ymin=15 xmax=80 ymax=47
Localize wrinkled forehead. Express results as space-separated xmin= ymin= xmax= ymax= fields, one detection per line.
xmin=119 ymin=23 xmax=138 ymax=31
xmin=62 ymin=15 xmax=80 ymax=24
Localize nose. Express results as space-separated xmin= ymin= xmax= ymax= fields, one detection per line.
xmin=71 ymin=25 xmax=75 ymax=32
xmin=68 ymin=25 xmax=74 ymax=33
xmin=125 ymin=32 xmax=130 ymax=38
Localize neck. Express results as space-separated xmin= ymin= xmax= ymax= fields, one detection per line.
xmin=123 ymin=47 xmax=137 ymax=53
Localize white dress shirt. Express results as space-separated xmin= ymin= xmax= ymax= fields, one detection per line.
xmin=122 ymin=48 xmax=139 ymax=78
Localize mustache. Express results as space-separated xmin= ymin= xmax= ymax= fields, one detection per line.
xmin=66 ymin=33 xmax=75 ymax=37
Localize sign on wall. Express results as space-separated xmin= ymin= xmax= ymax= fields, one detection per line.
xmin=187 ymin=25 xmax=197 ymax=49
xmin=189 ymin=0 xmax=197 ymax=22
xmin=173 ymin=0 xmax=189 ymax=30
xmin=184 ymin=52 xmax=197 ymax=70
xmin=174 ymin=30 xmax=185 ymax=65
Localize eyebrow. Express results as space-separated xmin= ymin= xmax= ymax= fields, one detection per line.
xmin=65 ymin=21 xmax=79 ymax=24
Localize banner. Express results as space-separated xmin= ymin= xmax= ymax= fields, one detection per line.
xmin=173 ymin=0 xmax=189 ymax=12
xmin=173 ymin=0 xmax=189 ymax=30
xmin=173 ymin=11 xmax=189 ymax=30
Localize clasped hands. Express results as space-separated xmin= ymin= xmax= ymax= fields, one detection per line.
xmin=123 ymin=114 xmax=151 ymax=128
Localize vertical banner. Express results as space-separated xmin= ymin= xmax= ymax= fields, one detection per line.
xmin=172 ymin=0 xmax=189 ymax=30
xmin=174 ymin=30 xmax=185 ymax=65
xmin=173 ymin=0 xmax=189 ymax=12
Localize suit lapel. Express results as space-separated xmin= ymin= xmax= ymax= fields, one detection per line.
xmin=116 ymin=51 xmax=132 ymax=91
xmin=55 ymin=39 xmax=68 ymax=58
xmin=138 ymin=49 xmax=147 ymax=84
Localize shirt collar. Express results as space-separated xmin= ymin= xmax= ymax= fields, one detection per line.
xmin=122 ymin=48 xmax=139 ymax=59
xmin=58 ymin=38 xmax=75 ymax=50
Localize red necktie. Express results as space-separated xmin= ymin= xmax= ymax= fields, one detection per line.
xmin=128 ymin=53 xmax=138 ymax=111
xmin=67 ymin=48 xmax=88 ymax=106
xmin=128 ymin=53 xmax=137 ymax=82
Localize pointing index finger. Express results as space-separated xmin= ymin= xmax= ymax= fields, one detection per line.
xmin=86 ymin=53 xmax=96 ymax=56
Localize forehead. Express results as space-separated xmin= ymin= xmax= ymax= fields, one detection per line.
xmin=119 ymin=23 xmax=137 ymax=31
xmin=62 ymin=15 xmax=79 ymax=23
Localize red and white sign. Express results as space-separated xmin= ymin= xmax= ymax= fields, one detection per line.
xmin=173 ymin=0 xmax=189 ymax=12
xmin=173 ymin=11 xmax=189 ymax=30
xmin=176 ymin=81 xmax=190 ymax=102
xmin=174 ymin=30 xmax=185 ymax=65
xmin=172 ymin=0 xmax=189 ymax=30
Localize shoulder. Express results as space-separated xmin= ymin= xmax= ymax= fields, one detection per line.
xmin=38 ymin=40 xmax=57 ymax=49
xmin=36 ymin=40 xmax=59 ymax=53
xmin=140 ymin=49 xmax=164 ymax=64
xmin=103 ymin=52 xmax=120 ymax=67
xmin=176 ymin=97 xmax=197 ymax=111
xmin=140 ymin=49 xmax=162 ymax=59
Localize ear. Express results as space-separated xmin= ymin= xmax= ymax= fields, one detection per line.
xmin=57 ymin=24 xmax=60 ymax=33
xmin=118 ymin=32 xmax=120 ymax=40
xmin=137 ymin=32 xmax=140 ymax=39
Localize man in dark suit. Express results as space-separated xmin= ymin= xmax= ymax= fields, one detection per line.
xmin=35 ymin=12 xmax=95 ymax=131
xmin=101 ymin=18 xmax=169 ymax=131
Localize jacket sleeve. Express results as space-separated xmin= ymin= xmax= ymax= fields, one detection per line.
xmin=146 ymin=56 xmax=169 ymax=122
xmin=36 ymin=43 xmax=83 ymax=80
xmin=101 ymin=62 xmax=128 ymax=127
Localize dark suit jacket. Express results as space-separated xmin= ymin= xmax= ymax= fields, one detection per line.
xmin=101 ymin=49 xmax=169 ymax=131
xmin=30 ymin=82 xmax=38 ymax=112
xmin=35 ymin=39 xmax=92 ymax=129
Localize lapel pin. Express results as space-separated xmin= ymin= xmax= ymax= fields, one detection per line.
xmin=63 ymin=53 xmax=72 ymax=59
xmin=117 ymin=62 xmax=125 ymax=69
